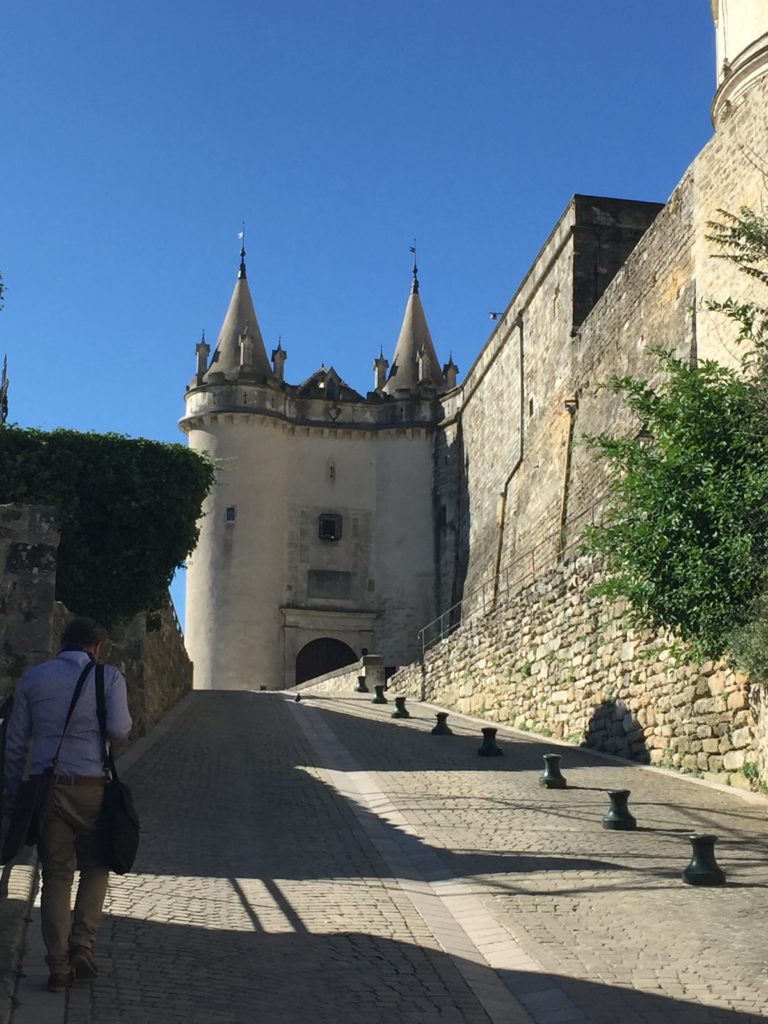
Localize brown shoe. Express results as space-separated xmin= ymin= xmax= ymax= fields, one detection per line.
xmin=71 ymin=946 xmax=98 ymax=980
xmin=47 ymin=971 xmax=73 ymax=993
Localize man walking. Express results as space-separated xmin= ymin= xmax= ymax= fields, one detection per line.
xmin=2 ymin=617 xmax=132 ymax=992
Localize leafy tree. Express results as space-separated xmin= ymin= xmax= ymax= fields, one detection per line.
xmin=585 ymin=352 xmax=768 ymax=659
xmin=0 ymin=427 xmax=214 ymax=623
xmin=586 ymin=206 xmax=768 ymax=667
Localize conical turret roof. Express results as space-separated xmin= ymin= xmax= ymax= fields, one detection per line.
xmin=203 ymin=251 xmax=273 ymax=382
xmin=383 ymin=268 xmax=444 ymax=396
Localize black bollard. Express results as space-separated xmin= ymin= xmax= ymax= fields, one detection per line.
xmin=539 ymin=753 xmax=567 ymax=789
xmin=602 ymin=789 xmax=637 ymax=830
xmin=294 ymin=693 xmax=302 ymax=703
xmin=391 ymin=696 xmax=410 ymax=719
xmin=683 ymin=834 xmax=726 ymax=886
xmin=478 ymin=727 xmax=504 ymax=757
xmin=431 ymin=712 xmax=453 ymax=736
xmin=372 ymin=684 xmax=388 ymax=705
xmin=355 ymin=674 xmax=369 ymax=693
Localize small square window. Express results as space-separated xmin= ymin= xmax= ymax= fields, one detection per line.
xmin=318 ymin=513 xmax=342 ymax=541
xmin=225 ymin=506 xmax=237 ymax=523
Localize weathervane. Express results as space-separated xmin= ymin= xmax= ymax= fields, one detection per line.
xmin=238 ymin=223 xmax=246 ymax=279
xmin=409 ymin=240 xmax=419 ymax=294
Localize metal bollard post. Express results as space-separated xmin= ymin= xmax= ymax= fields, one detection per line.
xmin=431 ymin=712 xmax=453 ymax=736
xmin=682 ymin=834 xmax=726 ymax=886
xmin=539 ymin=752 xmax=567 ymax=789
xmin=478 ymin=727 xmax=504 ymax=757
xmin=391 ymin=696 xmax=410 ymax=719
xmin=371 ymin=684 xmax=388 ymax=705
xmin=602 ymin=789 xmax=637 ymax=830
xmin=355 ymin=674 xmax=369 ymax=693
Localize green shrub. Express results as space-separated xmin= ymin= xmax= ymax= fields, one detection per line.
xmin=0 ymin=427 xmax=214 ymax=622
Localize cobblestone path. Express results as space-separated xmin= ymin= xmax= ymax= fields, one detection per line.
xmin=10 ymin=691 xmax=768 ymax=1024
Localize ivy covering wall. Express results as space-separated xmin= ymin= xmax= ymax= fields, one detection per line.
xmin=0 ymin=427 xmax=214 ymax=622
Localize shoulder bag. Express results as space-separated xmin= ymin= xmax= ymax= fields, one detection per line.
xmin=95 ymin=666 xmax=140 ymax=874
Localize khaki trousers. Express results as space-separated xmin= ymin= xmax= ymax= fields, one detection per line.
xmin=37 ymin=784 xmax=110 ymax=973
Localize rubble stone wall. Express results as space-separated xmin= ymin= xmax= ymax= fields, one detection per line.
xmin=392 ymin=554 xmax=766 ymax=790
xmin=0 ymin=504 xmax=59 ymax=698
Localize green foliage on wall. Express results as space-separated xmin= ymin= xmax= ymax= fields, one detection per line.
xmin=0 ymin=427 xmax=214 ymax=622
xmin=585 ymin=351 xmax=768 ymax=660
xmin=585 ymin=206 xmax=768 ymax=672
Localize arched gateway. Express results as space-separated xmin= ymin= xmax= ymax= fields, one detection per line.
xmin=295 ymin=638 xmax=357 ymax=685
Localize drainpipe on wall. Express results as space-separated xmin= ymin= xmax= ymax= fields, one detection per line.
xmin=492 ymin=312 xmax=525 ymax=605
xmin=558 ymin=396 xmax=579 ymax=560
xmin=448 ymin=411 xmax=464 ymax=626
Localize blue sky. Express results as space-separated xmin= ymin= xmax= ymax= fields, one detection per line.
xmin=1 ymin=1 xmax=716 ymax=619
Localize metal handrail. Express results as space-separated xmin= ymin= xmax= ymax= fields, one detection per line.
xmin=418 ymin=492 xmax=608 ymax=654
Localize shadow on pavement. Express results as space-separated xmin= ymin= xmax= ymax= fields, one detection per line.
xmin=97 ymin=692 xmax=768 ymax=1024
xmin=77 ymin=916 xmax=768 ymax=1024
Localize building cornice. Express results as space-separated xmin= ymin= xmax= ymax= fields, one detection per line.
xmin=712 ymin=33 xmax=768 ymax=125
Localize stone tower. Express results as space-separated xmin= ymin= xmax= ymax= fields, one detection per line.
xmin=712 ymin=0 xmax=768 ymax=123
xmin=181 ymin=249 xmax=455 ymax=690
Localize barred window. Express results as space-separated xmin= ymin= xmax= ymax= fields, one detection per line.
xmin=318 ymin=513 xmax=342 ymax=541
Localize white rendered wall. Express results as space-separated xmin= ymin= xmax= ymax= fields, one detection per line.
xmin=185 ymin=414 xmax=291 ymax=690
xmin=186 ymin=408 xmax=438 ymax=689
xmin=714 ymin=0 xmax=768 ymax=82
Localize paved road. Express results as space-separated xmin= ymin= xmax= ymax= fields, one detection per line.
xmin=9 ymin=691 xmax=768 ymax=1024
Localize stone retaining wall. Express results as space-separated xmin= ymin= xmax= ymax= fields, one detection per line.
xmin=392 ymin=554 xmax=767 ymax=790
xmin=294 ymin=663 xmax=361 ymax=695
xmin=0 ymin=504 xmax=59 ymax=698
xmin=293 ymin=653 xmax=390 ymax=696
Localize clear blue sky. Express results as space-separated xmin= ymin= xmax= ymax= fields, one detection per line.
xmin=1 ymin=1 xmax=715 ymax=620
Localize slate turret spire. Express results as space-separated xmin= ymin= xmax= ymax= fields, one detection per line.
xmin=382 ymin=249 xmax=444 ymax=396
xmin=203 ymin=233 xmax=273 ymax=382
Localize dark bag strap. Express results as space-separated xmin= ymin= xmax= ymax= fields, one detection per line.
xmin=94 ymin=665 xmax=119 ymax=782
xmin=50 ymin=661 xmax=94 ymax=770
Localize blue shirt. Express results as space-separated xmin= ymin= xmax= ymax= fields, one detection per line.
xmin=3 ymin=650 xmax=132 ymax=805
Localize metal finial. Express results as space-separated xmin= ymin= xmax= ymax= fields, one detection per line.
xmin=0 ymin=355 xmax=8 ymax=426
xmin=238 ymin=223 xmax=247 ymax=279
xmin=409 ymin=241 xmax=418 ymax=294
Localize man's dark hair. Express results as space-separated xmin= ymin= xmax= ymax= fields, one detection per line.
xmin=60 ymin=617 xmax=108 ymax=650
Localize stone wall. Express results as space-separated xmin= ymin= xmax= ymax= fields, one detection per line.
xmin=293 ymin=653 xmax=387 ymax=696
xmin=0 ymin=505 xmax=59 ymax=698
xmin=404 ymin=76 xmax=768 ymax=792
xmin=433 ymin=76 xmax=768 ymax=630
xmin=294 ymin=663 xmax=361 ymax=695
xmin=392 ymin=553 xmax=766 ymax=790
